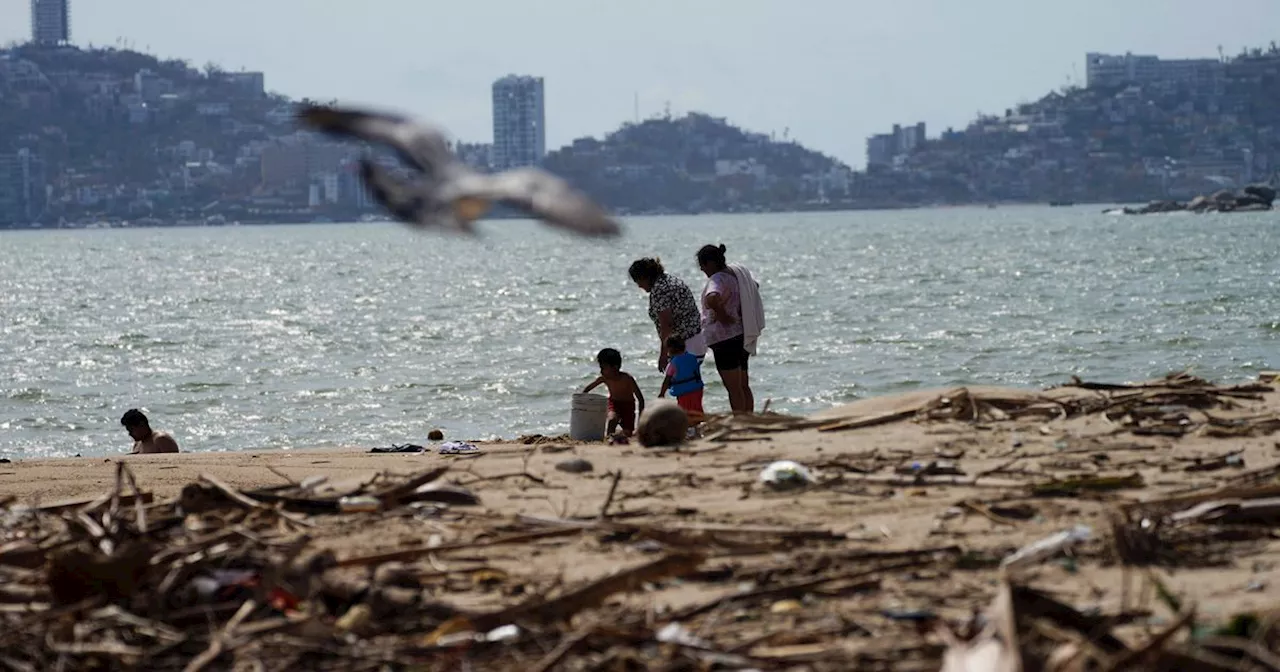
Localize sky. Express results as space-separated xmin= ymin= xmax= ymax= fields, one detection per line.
xmin=5 ymin=0 xmax=1280 ymax=167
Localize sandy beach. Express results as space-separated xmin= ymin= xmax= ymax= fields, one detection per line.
xmin=4 ymin=373 xmax=1280 ymax=668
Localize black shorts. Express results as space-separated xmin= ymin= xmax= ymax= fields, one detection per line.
xmin=709 ymin=334 xmax=750 ymax=372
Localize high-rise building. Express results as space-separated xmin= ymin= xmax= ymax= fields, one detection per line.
xmin=866 ymin=121 xmax=927 ymax=169
xmin=492 ymin=75 xmax=545 ymax=170
xmin=0 ymin=149 xmax=48 ymax=226
xmin=1085 ymin=52 xmax=1223 ymax=89
xmin=30 ymin=0 xmax=70 ymax=46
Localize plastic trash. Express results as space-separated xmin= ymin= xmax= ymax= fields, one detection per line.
xmin=656 ymin=622 xmax=711 ymax=648
xmin=759 ymin=460 xmax=815 ymax=490
xmin=485 ymin=624 xmax=520 ymax=642
xmin=338 ymin=496 xmax=381 ymax=513
xmin=1001 ymin=525 xmax=1092 ymax=570
xmin=439 ymin=441 xmax=479 ymax=455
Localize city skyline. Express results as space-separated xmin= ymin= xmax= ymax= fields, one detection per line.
xmin=5 ymin=0 xmax=1280 ymax=167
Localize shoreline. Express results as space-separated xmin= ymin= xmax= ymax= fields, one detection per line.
xmin=0 ymin=201 xmax=1138 ymax=232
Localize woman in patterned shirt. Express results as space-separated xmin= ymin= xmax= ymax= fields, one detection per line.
xmin=629 ymin=257 xmax=706 ymax=373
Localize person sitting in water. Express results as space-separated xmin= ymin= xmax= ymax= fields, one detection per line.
xmin=582 ymin=348 xmax=645 ymax=438
xmin=659 ymin=335 xmax=705 ymax=424
xmin=120 ymin=409 xmax=181 ymax=454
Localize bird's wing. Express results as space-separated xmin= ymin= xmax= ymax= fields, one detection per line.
xmin=296 ymin=104 xmax=452 ymax=173
xmin=359 ymin=160 xmax=477 ymax=236
xmin=447 ymin=168 xmax=621 ymax=237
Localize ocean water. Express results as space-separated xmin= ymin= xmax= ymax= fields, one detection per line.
xmin=1 ymin=207 xmax=1277 ymax=459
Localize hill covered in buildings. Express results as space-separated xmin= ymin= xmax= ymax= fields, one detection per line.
xmin=7 ymin=40 xmax=1280 ymax=227
xmin=866 ymin=46 xmax=1280 ymax=204
xmin=541 ymin=113 xmax=856 ymax=214
xmin=0 ymin=42 xmax=861 ymax=227
xmin=0 ymin=44 xmax=367 ymax=227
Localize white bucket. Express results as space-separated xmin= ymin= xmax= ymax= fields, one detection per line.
xmin=569 ymin=392 xmax=609 ymax=441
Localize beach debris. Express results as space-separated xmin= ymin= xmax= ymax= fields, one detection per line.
xmin=438 ymin=441 xmax=479 ymax=455
xmin=517 ymin=433 xmax=575 ymax=445
xmin=1000 ymin=525 xmax=1092 ymax=571
xmin=2 ymin=370 xmax=1278 ymax=670
xmin=369 ymin=443 xmax=425 ymax=453
xmin=759 ymin=459 xmax=816 ymax=490
xmin=554 ymin=457 xmax=594 ymax=474
xmin=636 ymin=400 xmax=688 ymax=447
xmin=427 ymin=429 xmax=445 ymax=441
xmin=808 ymin=371 xmax=1276 ymax=439
xmin=337 ymin=495 xmax=381 ymax=512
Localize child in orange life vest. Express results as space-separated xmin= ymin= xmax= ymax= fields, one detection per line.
xmin=658 ymin=336 xmax=705 ymax=423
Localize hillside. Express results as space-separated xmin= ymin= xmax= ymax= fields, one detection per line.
xmin=543 ymin=113 xmax=854 ymax=213
xmin=876 ymin=47 xmax=1280 ymax=204
xmin=0 ymin=44 xmax=339 ymax=226
xmin=7 ymin=41 xmax=1280 ymax=226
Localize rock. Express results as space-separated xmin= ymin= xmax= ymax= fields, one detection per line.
xmin=637 ymin=401 xmax=688 ymax=447
xmin=1235 ymin=194 xmax=1270 ymax=208
xmin=555 ymin=458 xmax=594 ymax=474
xmin=1244 ymin=184 xmax=1277 ymax=205
xmin=1211 ymin=189 xmax=1236 ymax=203
xmin=1234 ymin=202 xmax=1272 ymax=212
xmin=1187 ymin=195 xmax=1211 ymax=211
xmin=427 ymin=429 xmax=444 ymax=441
xmin=1134 ymin=200 xmax=1185 ymax=214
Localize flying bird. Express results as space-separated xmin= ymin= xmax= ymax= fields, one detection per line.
xmin=296 ymin=104 xmax=621 ymax=238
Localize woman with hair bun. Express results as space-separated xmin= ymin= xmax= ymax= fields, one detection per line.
xmin=696 ymin=243 xmax=762 ymax=413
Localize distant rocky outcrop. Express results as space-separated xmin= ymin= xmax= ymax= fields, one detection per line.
xmin=541 ymin=113 xmax=853 ymax=214
xmin=1107 ymin=184 xmax=1276 ymax=215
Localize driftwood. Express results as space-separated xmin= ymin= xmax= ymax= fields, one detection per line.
xmin=4 ymin=381 xmax=1280 ymax=672
xmin=806 ymin=372 xmax=1278 ymax=440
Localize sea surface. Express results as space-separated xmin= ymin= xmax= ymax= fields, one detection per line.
xmin=2 ymin=207 xmax=1278 ymax=459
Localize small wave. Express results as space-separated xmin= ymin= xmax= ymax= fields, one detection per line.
xmin=176 ymin=381 xmax=235 ymax=392
xmin=6 ymin=388 xmax=52 ymax=402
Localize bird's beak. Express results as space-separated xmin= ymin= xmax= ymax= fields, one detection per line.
xmin=452 ymin=197 xmax=491 ymax=223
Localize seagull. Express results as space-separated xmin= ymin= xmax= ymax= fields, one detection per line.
xmin=296 ymin=104 xmax=621 ymax=238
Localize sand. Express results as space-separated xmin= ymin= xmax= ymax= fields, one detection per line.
xmin=4 ymin=376 xmax=1280 ymax=667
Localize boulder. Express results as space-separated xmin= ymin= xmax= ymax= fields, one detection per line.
xmin=1234 ymin=194 xmax=1269 ymax=208
xmin=1244 ymin=184 xmax=1277 ymax=205
xmin=1135 ymin=200 xmax=1184 ymax=214
xmin=1186 ymin=195 xmax=1211 ymax=211
xmin=1234 ymin=202 xmax=1272 ymax=212
xmin=636 ymin=401 xmax=688 ymax=447
xmin=1211 ymin=189 xmax=1237 ymax=203
xmin=427 ymin=429 xmax=444 ymax=441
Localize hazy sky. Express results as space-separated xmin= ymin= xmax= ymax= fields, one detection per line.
xmin=5 ymin=0 xmax=1280 ymax=167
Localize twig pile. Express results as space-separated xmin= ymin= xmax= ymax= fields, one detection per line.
xmin=810 ymin=371 xmax=1279 ymax=439
xmin=1 ymin=455 xmax=1278 ymax=671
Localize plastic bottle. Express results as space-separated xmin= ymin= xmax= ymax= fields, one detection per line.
xmin=1000 ymin=525 xmax=1092 ymax=570
xmin=338 ymin=496 xmax=381 ymax=513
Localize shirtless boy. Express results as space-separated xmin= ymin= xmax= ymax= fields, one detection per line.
xmin=582 ymin=348 xmax=645 ymax=437
xmin=121 ymin=409 xmax=181 ymax=454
